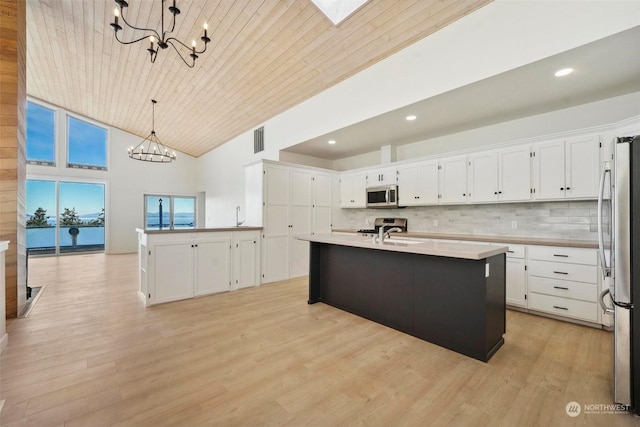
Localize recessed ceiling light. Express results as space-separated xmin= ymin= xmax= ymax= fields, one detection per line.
xmin=406 ymin=115 xmax=417 ymax=121
xmin=554 ymin=68 xmax=574 ymax=77
xmin=328 ymin=140 xmax=336 ymax=145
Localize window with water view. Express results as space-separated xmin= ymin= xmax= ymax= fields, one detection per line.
xmin=145 ymin=195 xmax=196 ymax=230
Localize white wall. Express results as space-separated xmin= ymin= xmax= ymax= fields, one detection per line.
xmin=196 ymin=1 xmax=640 ymax=223
xmin=27 ymin=99 xmax=198 ymax=254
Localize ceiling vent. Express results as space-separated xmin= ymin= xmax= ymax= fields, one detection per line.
xmin=254 ymin=126 xmax=264 ymax=154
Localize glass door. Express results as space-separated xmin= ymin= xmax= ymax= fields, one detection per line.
xmin=145 ymin=195 xmax=196 ymax=230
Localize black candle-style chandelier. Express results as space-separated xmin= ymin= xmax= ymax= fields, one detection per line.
xmin=128 ymin=100 xmax=177 ymax=163
xmin=110 ymin=0 xmax=210 ymax=68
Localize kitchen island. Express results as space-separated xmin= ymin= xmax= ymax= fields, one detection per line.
xmin=297 ymin=234 xmax=508 ymax=362
xmin=136 ymin=227 xmax=261 ymax=306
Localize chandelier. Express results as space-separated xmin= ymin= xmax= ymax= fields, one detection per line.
xmin=128 ymin=100 xmax=177 ymax=163
xmin=110 ymin=0 xmax=210 ymax=68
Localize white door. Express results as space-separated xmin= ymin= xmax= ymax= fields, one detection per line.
xmin=506 ymin=257 xmax=527 ymax=308
xmin=233 ymin=233 xmax=258 ymax=289
xmin=499 ymin=146 xmax=531 ymax=202
xmin=468 ymin=151 xmax=498 ymax=203
xmin=533 ymin=140 xmax=565 ymax=200
xmin=152 ymin=241 xmax=193 ymax=304
xmin=565 ymin=135 xmax=600 ymax=199
xmin=194 ymin=238 xmax=231 ymax=296
xmin=416 ymin=161 xmax=439 ymax=205
xmin=439 ymin=155 xmax=468 ymax=204
xmin=397 ymin=164 xmax=419 ymax=206
xmin=263 ymin=164 xmax=292 ymax=283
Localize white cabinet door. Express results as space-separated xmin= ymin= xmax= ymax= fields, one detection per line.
xmin=340 ymin=171 xmax=366 ymax=208
xmin=233 ymin=233 xmax=258 ymax=289
xmin=289 ymin=167 xmax=312 ymax=278
xmin=263 ymin=235 xmax=288 ymax=283
xmin=367 ymin=167 xmax=397 ymax=186
xmin=506 ymin=257 xmax=527 ymax=308
xmin=565 ymin=135 xmax=600 ymax=199
xmin=533 ymin=140 xmax=565 ymax=200
xmin=468 ymin=151 xmax=498 ymax=203
xmin=439 ymin=155 xmax=468 ymax=204
xmin=499 ymin=146 xmax=531 ymax=202
xmin=312 ymin=172 xmax=332 ymax=234
xmin=194 ymin=238 xmax=231 ymax=296
xmin=416 ymin=161 xmax=439 ymax=205
xmin=264 ymin=164 xmax=290 ymax=206
xmin=397 ymin=164 xmax=419 ymax=206
xmin=152 ymin=241 xmax=193 ymax=304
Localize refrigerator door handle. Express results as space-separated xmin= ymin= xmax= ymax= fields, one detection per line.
xmin=597 ymin=162 xmax=611 ymax=278
xmin=599 ymin=289 xmax=615 ymax=315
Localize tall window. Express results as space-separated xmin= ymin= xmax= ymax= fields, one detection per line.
xmin=145 ymin=195 xmax=196 ymax=230
xmin=26 ymin=101 xmax=56 ymax=165
xmin=26 ymin=179 xmax=105 ymax=254
xmin=67 ymin=116 xmax=108 ymax=170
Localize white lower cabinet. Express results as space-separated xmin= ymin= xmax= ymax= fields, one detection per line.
xmin=505 ymin=244 xmax=527 ymax=308
xmin=526 ymin=245 xmax=601 ymax=324
xmin=141 ymin=230 xmax=260 ymax=306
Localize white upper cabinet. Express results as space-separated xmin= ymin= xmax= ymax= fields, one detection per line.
xmin=367 ymin=166 xmax=397 ymax=186
xmin=469 ymin=146 xmax=531 ymax=203
xmin=533 ymin=135 xmax=600 ymax=200
xmin=565 ymin=135 xmax=601 ymax=199
xmin=340 ymin=171 xmax=367 ymax=208
xmin=498 ymin=145 xmax=532 ymax=202
xmin=468 ymin=151 xmax=499 ymax=203
xmin=439 ymin=155 xmax=468 ymax=204
xmin=397 ymin=161 xmax=438 ymax=206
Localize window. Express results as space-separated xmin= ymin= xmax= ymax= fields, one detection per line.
xmin=26 ymin=180 xmax=105 ymax=254
xmin=26 ymin=101 xmax=56 ymax=165
xmin=67 ymin=116 xmax=107 ymax=170
xmin=145 ymin=195 xmax=196 ymax=230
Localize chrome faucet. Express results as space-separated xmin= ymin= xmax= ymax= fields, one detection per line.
xmin=235 ymin=205 xmax=244 ymax=227
xmin=377 ymin=225 xmax=403 ymax=243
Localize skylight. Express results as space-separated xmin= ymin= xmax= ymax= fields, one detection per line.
xmin=311 ymin=0 xmax=370 ymax=25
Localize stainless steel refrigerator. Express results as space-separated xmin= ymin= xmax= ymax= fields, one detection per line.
xmin=598 ymin=134 xmax=640 ymax=413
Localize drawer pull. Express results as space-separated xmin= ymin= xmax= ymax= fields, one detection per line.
xmin=553 ymin=271 xmax=569 ymax=275
xmin=553 ymin=305 xmax=569 ymax=310
xmin=506 ymin=250 xmax=514 ymax=253
xmin=553 ymin=254 xmax=569 ymax=258
xmin=553 ymin=286 xmax=569 ymax=290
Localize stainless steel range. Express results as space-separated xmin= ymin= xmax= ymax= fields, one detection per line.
xmin=357 ymin=217 xmax=407 ymax=235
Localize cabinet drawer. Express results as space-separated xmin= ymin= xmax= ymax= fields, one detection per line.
xmin=528 ymin=245 xmax=597 ymax=265
xmin=528 ymin=276 xmax=597 ymax=302
xmin=528 ymin=260 xmax=597 ymax=284
xmin=504 ymin=244 xmax=525 ymax=259
xmin=528 ymin=293 xmax=598 ymax=323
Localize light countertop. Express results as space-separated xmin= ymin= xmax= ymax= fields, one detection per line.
xmin=136 ymin=227 xmax=262 ymax=235
xmin=331 ymin=229 xmax=598 ymax=249
xmin=296 ymin=234 xmax=507 ymax=260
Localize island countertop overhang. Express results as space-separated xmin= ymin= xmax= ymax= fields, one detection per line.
xmin=296 ymin=234 xmax=507 ymax=260
xmin=136 ymin=226 xmax=262 ymax=235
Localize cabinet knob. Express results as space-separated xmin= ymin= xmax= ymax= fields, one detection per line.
xmin=498 ymin=191 xmax=502 ymax=194
xmin=494 ymin=192 xmax=498 ymax=195
xmin=560 ymin=187 xmax=564 ymax=190
xmin=566 ymin=187 xmax=571 ymax=190
xmin=463 ymin=193 xmax=466 ymax=196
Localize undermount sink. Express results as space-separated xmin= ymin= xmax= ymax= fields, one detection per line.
xmin=381 ymin=239 xmax=423 ymax=246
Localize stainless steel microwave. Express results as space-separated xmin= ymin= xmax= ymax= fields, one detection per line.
xmin=366 ymin=185 xmax=398 ymax=208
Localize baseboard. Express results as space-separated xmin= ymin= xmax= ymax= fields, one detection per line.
xmin=0 ymin=332 xmax=8 ymax=354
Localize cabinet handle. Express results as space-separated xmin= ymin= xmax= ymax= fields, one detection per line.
xmin=494 ymin=192 xmax=498 ymax=195
xmin=553 ymin=286 xmax=569 ymax=290
xmin=553 ymin=271 xmax=569 ymax=275
xmin=566 ymin=187 xmax=571 ymax=190
xmin=553 ymin=305 xmax=569 ymax=310
xmin=506 ymin=250 xmax=514 ymax=253
xmin=498 ymin=191 xmax=502 ymax=194
xmin=553 ymin=254 xmax=569 ymax=258
xmin=560 ymin=187 xmax=564 ymax=190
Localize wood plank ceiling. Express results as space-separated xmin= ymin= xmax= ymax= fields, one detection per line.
xmin=25 ymin=0 xmax=492 ymax=158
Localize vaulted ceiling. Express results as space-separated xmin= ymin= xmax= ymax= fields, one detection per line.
xmin=26 ymin=0 xmax=492 ymax=158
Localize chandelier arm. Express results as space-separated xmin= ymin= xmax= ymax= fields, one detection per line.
xmin=119 ymin=8 xmax=162 ymax=39
xmin=115 ymin=32 xmax=159 ymax=46
xmin=166 ymin=40 xmax=195 ymax=68
xmin=166 ymin=36 xmax=208 ymax=55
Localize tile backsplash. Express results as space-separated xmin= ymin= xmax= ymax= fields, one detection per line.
xmin=337 ymin=200 xmax=604 ymax=242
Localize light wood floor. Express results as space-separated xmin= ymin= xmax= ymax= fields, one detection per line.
xmin=1 ymin=253 xmax=638 ymax=426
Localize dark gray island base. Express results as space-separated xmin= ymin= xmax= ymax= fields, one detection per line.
xmin=307 ymin=241 xmax=506 ymax=362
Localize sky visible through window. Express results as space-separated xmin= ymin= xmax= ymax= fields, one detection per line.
xmin=26 ymin=102 xmax=55 ymax=162
xmin=67 ymin=116 xmax=107 ymax=167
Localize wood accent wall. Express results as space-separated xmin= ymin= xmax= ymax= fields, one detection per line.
xmin=0 ymin=0 xmax=27 ymax=318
